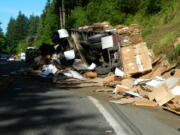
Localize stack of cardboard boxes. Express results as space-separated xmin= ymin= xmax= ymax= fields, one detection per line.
xmin=78 ymin=22 xmax=153 ymax=76
xmin=116 ymin=24 xmax=152 ymax=75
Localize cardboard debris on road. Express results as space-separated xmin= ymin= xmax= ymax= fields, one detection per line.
xmin=105 ymin=130 xmax=113 ymax=134
xmin=163 ymin=107 xmax=180 ymax=115
xmin=111 ymin=77 xmax=180 ymax=114
xmin=95 ymin=88 xmax=114 ymax=92
xmin=114 ymin=85 xmax=131 ymax=94
xmin=148 ymin=84 xmax=175 ymax=106
xmin=133 ymin=100 xmax=157 ymax=107
xmin=103 ymin=72 xmax=123 ymax=87
xmin=110 ymin=97 xmax=151 ymax=105
xmin=110 ymin=97 xmax=142 ymax=105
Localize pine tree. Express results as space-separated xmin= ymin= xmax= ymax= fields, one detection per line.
xmin=0 ymin=22 xmax=6 ymax=52
xmin=34 ymin=0 xmax=60 ymax=47
xmin=6 ymin=18 xmax=17 ymax=52
xmin=15 ymin=11 xmax=29 ymax=41
xmin=26 ymin=15 xmax=40 ymax=47
xmin=6 ymin=12 xmax=29 ymax=52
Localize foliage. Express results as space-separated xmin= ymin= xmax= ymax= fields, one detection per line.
xmin=0 ymin=23 xmax=6 ymax=52
xmin=6 ymin=13 xmax=40 ymax=52
xmin=6 ymin=18 xmax=17 ymax=52
xmin=15 ymin=12 xmax=29 ymax=41
xmin=169 ymin=45 xmax=180 ymax=66
xmin=6 ymin=12 xmax=29 ymax=52
xmin=16 ymin=40 xmax=27 ymax=52
xmin=26 ymin=15 xmax=40 ymax=47
xmin=67 ymin=7 xmax=88 ymax=27
xmin=33 ymin=0 xmax=60 ymax=47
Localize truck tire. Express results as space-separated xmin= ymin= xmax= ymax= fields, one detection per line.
xmin=81 ymin=41 xmax=102 ymax=49
xmin=88 ymin=42 xmax=102 ymax=49
xmin=88 ymin=33 xmax=108 ymax=43
xmin=95 ymin=66 xmax=112 ymax=75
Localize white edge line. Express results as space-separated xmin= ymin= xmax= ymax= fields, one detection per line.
xmin=88 ymin=96 xmax=128 ymax=135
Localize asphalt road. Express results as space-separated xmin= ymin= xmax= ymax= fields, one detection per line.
xmin=0 ymin=61 xmax=180 ymax=135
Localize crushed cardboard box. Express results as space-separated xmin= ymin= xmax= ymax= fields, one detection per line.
xmin=121 ymin=42 xmax=152 ymax=75
xmin=84 ymin=72 xmax=97 ymax=78
xmin=103 ymin=72 xmax=123 ymax=87
xmin=110 ymin=97 xmax=142 ymax=105
xmin=148 ymin=84 xmax=175 ymax=106
xmin=95 ymin=88 xmax=114 ymax=92
xmin=133 ymin=100 xmax=157 ymax=107
xmin=107 ymin=75 xmax=180 ymax=114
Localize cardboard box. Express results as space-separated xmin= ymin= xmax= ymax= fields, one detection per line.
xmin=84 ymin=72 xmax=97 ymax=78
xmin=133 ymin=100 xmax=157 ymax=107
xmin=121 ymin=42 xmax=152 ymax=75
xmin=123 ymin=63 xmax=139 ymax=74
xmin=163 ymin=106 xmax=180 ymax=115
xmin=128 ymin=24 xmax=140 ymax=30
xmin=110 ymin=97 xmax=142 ymax=105
xmin=115 ymin=25 xmax=125 ymax=29
xmin=130 ymin=34 xmax=143 ymax=44
xmin=148 ymin=84 xmax=175 ymax=106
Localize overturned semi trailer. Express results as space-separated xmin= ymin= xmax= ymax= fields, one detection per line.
xmin=33 ymin=24 xmax=152 ymax=76
xmin=67 ymin=29 xmax=122 ymax=75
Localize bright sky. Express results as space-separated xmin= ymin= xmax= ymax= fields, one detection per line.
xmin=0 ymin=0 xmax=47 ymax=33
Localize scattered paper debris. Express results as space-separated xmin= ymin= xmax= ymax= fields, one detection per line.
xmin=115 ymin=67 xmax=125 ymax=77
xmin=73 ymin=60 xmax=88 ymax=70
xmin=171 ymin=86 xmax=180 ymax=96
xmin=64 ymin=50 xmax=75 ymax=60
xmin=88 ymin=63 xmax=96 ymax=70
xmin=38 ymin=64 xmax=58 ymax=77
xmin=124 ymin=91 xmax=142 ymax=98
xmin=63 ymin=70 xmax=85 ymax=80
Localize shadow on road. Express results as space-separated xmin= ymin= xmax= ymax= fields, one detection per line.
xmin=0 ymin=75 xmax=109 ymax=135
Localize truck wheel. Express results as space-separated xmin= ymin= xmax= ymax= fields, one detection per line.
xmin=88 ymin=33 xmax=108 ymax=43
xmin=95 ymin=66 xmax=112 ymax=75
xmin=88 ymin=42 xmax=102 ymax=49
xmin=81 ymin=41 xmax=102 ymax=49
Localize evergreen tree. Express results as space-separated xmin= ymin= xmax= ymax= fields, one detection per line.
xmin=15 ymin=11 xmax=29 ymax=41
xmin=0 ymin=22 xmax=6 ymax=52
xmin=6 ymin=18 xmax=17 ymax=52
xmin=28 ymin=15 xmax=39 ymax=36
xmin=6 ymin=12 xmax=29 ymax=52
xmin=34 ymin=0 xmax=60 ymax=47
xmin=27 ymin=15 xmax=40 ymax=47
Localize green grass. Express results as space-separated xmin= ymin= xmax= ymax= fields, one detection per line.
xmin=127 ymin=1 xmax=180 ymax=66
xmin=169 ymin=45 xmax=180 ymax=67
